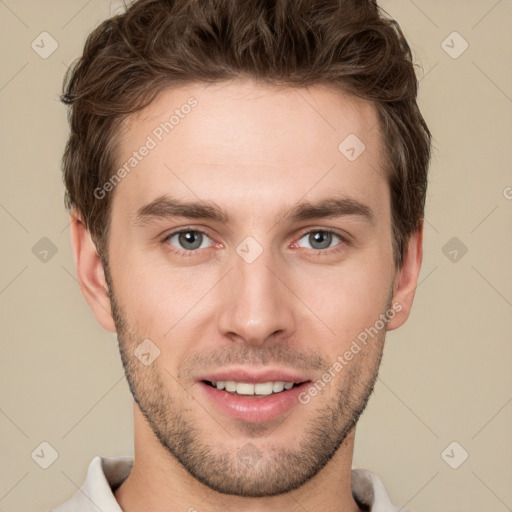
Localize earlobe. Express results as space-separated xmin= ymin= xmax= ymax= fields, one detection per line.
xmin=387 ymin=222 xmax=424 ymax=331
xmin=69 ymin=212 xmax=116 ymax=333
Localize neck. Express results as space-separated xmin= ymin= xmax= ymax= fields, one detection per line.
xmin=114 ymin=404 xmax=363 ymax=512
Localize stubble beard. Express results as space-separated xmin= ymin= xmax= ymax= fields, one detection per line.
xmin=105 ymin=264 xmax=387 ymax=497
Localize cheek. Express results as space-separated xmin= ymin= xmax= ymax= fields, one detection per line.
xmin=291 ymin=257 xmax=394 ymax=349
xmin=111 ymin=233 xmax=394 ymax=361
xmin=113 ymin=258 xmax=221 ymax=355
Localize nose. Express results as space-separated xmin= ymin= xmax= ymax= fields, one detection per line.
xmin=217 ymin=243 xmax=297 ymax=346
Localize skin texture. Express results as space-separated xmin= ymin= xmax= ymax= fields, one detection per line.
xmin=70 ymin=79 xmax=423 ymax=512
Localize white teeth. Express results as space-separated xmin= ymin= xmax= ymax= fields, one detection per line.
xmin=272 ymin=381 xmax=285 ymax=393
xmin=211 ymin=380 xmax=297 ymax=395
xmin=254 ymin=382 xmax=273 ymax=395
xmin=236 ymin=382 xmax=255 ymax=395
xmin=225 ymin=381 xmax=237 ymax=392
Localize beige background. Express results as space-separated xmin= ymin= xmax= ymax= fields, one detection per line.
xmin=1 ymin=1 xmax=511 ymax=511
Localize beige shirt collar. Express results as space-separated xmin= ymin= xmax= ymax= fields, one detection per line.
xmin=51 ymin=455 xmax=409 ymax=512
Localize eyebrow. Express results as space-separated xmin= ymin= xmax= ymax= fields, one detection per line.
xmin=132 ymin=194 xmax=374 ymax=227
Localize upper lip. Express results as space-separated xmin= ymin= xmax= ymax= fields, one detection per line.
xmin=198 ymin=367 xmax=312 ymax=384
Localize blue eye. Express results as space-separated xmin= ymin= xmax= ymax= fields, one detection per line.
xmin=297 ymin=230 xmax=344 ymax=251
xmin=162 ymin=228 xmax=347 ymax=258
xmin=165 ymin=229 xmax=212 ymax=251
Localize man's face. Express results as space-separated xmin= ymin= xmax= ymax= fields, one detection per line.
xmin=105 ymin=80 xmax=399 ymax=496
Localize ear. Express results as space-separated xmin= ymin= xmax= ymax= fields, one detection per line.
xmin=387 ymin=221 xmax=423 ymax=331
xmin=69 ymin=212 xmax=116 ymax=332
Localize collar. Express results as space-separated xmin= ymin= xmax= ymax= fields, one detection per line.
xmin=51 ymin=455 xmax=406 ymax=512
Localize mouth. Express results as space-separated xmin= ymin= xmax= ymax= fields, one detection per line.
xmin=202 ymin=379 xmax=306 ymax=397
xmin=198 ymin=372 xmax=312 ymax=422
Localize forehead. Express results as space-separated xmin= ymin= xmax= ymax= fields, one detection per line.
xmin=112 ymin=79 xmax=388 ymax=223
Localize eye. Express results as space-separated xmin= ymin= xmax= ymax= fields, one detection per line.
xmin=164 ymin=229 xmax=213 ymax=252
xmin=296 ymin=230 xmax=345 ymax=252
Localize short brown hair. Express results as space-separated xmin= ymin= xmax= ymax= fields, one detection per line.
xmin=61 ymin=0 xmax=432 ymax=267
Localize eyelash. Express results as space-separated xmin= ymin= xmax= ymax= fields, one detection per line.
xmin=161 ymin=227 xmax=350 ymax=257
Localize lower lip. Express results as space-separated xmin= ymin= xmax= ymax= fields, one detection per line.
xmin=199 ymin=382 xmax=310 ymax=423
